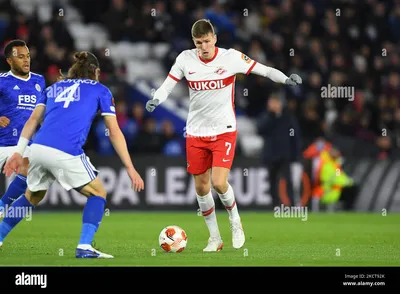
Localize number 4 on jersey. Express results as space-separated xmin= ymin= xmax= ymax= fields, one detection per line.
xmin=54 ymin=83 xmax=80 ymax=108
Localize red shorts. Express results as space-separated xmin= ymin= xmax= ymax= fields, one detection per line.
xmin=186 ymin=131 xmax=237 ymax=175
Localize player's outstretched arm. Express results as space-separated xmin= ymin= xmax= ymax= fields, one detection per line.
xmin=146 ymin=53 xmax=183 ymax=113
xmin=19 ymin=105 xmax=45 ymax=141
xmin=103 ymin=115 xmax=144 ymax=192
xmin=250 ymin=62 xmax=302 ymax=85
xmin=3 ymin=106 xmax=45 ymax=177
xmin=146 ymin=75 xmax=179 ymax=112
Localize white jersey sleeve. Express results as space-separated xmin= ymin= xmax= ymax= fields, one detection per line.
xmin=168 ymin=52 xmax=185 ymax=81
xmin=229 ymin=49 xmax=288 ymax=83
xmin=228 ymin=49 xmax=257 ymax=75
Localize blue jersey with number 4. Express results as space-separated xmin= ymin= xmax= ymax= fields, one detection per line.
xmin=33 ymin=79 xmax=116 ymax=156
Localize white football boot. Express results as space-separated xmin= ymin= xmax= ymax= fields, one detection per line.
xmin=203 ymin=237 xmax=224 ymax=252
xmin=230 ymin=219 xmax=245 ymax=249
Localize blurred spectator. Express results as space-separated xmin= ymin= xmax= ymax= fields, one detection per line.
xmin=115 ymin=100 xmax=139 ymax=151
xmin=160 ymin=120 xmax=185 ymax=156
xmin=130 ymin=102 xmax=147 ymax=129
xmin=257 ymin=93 xmax=302 ymax=207
xmin=133 ymin=118 xmax=164 ymax=154
xmin=298 ymin=98 xmax=326 ymax=146
xmin=94 ymin=118 xmax=115 ymax=155
xmin=101 ymin=0 xmax=140 ymax=42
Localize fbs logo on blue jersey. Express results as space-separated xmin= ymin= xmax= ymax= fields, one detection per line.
xmin=16 ymin=82 xmax=42 ymax=110
xmin=17 ymin=95 xmax=37 ymax=110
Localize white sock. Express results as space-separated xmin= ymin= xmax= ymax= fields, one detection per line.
xmin=217 ymin=184 xmax=240 ymax=221
xmin=196 ymin=191 xmax=221 ymax=239
xmin=77 ymin=244 xmax=92 ymax=250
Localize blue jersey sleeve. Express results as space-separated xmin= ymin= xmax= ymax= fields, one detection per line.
xmin=39 ymin=76 xmax=46 ymax=97
xmin=36 ymin=76 xmax=47 ymax=106
xmin=36 ymin=86 xmax=48 ymax=106
xmin=99 ymin=86 xmax=116 ymax=116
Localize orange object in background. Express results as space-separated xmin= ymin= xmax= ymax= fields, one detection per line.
xmin=303 ymin=138 xmax=332 ymax=159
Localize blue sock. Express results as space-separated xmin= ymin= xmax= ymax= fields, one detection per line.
xmin=0 ymin=194 xmax=34 ymax=242
xmin=0 ymin=174 xmax=27 ymax=209
xmin=78 ymin=196 xmax=106 ymax=246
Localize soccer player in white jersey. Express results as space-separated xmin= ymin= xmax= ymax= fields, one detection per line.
xmin=1 ymin=51 xmax=144 ymax=258
xmin=146 ymin=19 xmax=302 ymax=252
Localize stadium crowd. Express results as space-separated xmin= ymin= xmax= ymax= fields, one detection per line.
xmin=1 ymin=0 xmax=399 ymax=159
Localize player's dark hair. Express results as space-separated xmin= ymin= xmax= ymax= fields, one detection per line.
xmin=58 ymin=51 xmax=100 ymax=81
xmin=191 ymin=19 xmax=215 ymax=38
xmin=3 ymin=39 xmax=27 ymax=58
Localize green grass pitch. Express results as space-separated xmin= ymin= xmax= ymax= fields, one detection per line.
xmin=0 ymin=211 xmax=399 ymax=266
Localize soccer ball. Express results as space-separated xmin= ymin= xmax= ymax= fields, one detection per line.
xmin=159 ymin=225 xmax=188 ymax=253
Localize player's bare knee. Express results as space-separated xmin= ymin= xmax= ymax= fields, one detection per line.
xmin=25 ymin=190 xmax=46 ymax=206
xmin=195 ymin=186 xmax=210 ymax=196
xmin=81 ymin=185 xmax=107 ymax=198
xmin=195 ymin=180 xmax=210 ymax=195
xmin=93 ymin=181 xmax=107 ymax=198
xmin=194 ymin=177 xmax=211 ymax=196
xmin=18 ymin=168 xmax=28 ymax=177
xmin=194 ymin=172 xmax=211 ymax=196
xmin=79 ymin=176 xmax=107 ymax=198
xmin=95 ymin=188 xmax=107 ymax=199
xmin=211 ymin=179 xmax=228 ymax=194
xmin=95 ymin=185 xmax=107 ymax=198
xmin=18 ymin=158 xmax=29 ymax=176
xmin=194 ymin=176 xmax=210 ymax=196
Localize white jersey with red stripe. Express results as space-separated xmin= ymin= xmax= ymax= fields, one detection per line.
xmin=168 ymin=47 xmax=256 ymax=137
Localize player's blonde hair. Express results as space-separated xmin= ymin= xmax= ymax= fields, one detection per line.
xmin=191 ymin=19 xmax=215 ymax=38
xmin=58 ymin=51 xmax=99 ymax=81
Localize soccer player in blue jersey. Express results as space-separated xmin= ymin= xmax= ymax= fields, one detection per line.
xmin=0 ymin=39 xmax=46 ymax=216
xmin=1 ymin=51 xmax=144 ymax=258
